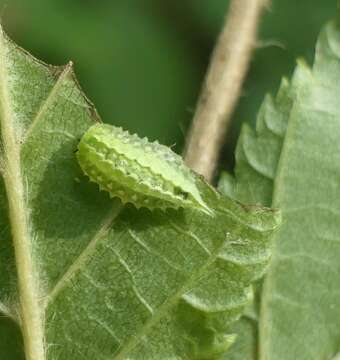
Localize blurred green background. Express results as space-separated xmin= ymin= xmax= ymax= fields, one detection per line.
xmin=1 ymin=0 xmax=336 ymax=165
xmin=0 ymin=1 xmax=337 ymax=358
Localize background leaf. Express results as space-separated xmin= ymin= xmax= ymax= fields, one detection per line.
xmin=220 ymin=16 xmax=340 ymax=360
xmin=0 ymin=29 xmax=279 ymax=359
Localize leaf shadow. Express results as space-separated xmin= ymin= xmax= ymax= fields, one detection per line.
xmin=32 ymin=137 xmax=113 ymax=240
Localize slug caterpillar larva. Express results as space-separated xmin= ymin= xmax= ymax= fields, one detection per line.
xmin=77 ymin=124 xmax=213 ymax=215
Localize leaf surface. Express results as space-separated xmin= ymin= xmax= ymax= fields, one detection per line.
xmin=0 ymin=27 xmax=279 ymax=359
xmin=220 ymin=17 xmax=340 ymax=360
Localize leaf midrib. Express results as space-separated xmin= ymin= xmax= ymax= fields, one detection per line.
xmin=0 ymin=28 xmax=45 ymax=360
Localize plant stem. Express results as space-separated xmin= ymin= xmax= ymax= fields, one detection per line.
xmin=184 ymin=0 xmax=268 ymax=182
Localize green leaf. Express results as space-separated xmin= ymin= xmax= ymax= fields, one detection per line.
xmin=220 ymin=17 xmax=340 ymax=360
xmin=0 ymin=26 xmax=279 ymax=359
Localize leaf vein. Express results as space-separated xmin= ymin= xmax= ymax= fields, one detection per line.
xmin=112 ymin=237 xmax=229 ymax=359
xmin=128 ymin=229 xmax=182 ymax=272
xmin=169 ymin=221 xmax=212 ymax=256
xmin=21 ymin=62 xmax=73 ymax=145
xmin=44 ymin=204 xmax=122 ymax=308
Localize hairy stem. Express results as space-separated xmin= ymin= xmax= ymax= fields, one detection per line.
xmin=184 ymin=0 xmax=268 ymax=182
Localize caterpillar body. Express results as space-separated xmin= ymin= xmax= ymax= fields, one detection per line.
xmin=77 ymin=124 xmax=212 ymax=215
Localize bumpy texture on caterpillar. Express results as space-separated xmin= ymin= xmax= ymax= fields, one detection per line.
xmin=77 ymin=124 xmax=213 ymax=215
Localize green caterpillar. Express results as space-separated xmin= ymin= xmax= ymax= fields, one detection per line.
xmin=76 ymin=124 xmax=213 ymax=215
